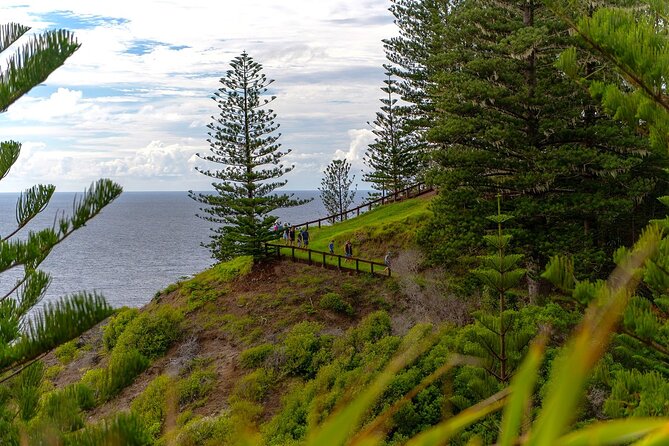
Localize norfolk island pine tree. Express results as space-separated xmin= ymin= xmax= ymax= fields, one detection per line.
xmin=364 ymin=66 xmax=420 ymax=199
xmin=319 ymin=158 xmax=357 ymax=222
xmin=0 ymin=23 xmax=141 ymax=443
xmin=190 ymin=51 xmax=308 ymax=261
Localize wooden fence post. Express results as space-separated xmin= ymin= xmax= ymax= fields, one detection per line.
xmin=338 ymin=256 xmax=341 ymax=269
xmin=355 ymin=259 xmax=359 ymax=272
xmin=371 ymin=263 xmax=374 ymax=274
xmin=292 ymin=247 xmax=295 ymax=261
xmin=308 ymin=250 xmax=312 ymax=265
xmin=322 ymin=252 xmax=326 ymax=267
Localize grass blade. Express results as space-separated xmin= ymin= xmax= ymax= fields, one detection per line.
xmin=629 ymin=422 xmax=669 ymax=445
xmin=498 ymin=333 xmax=548 ymax=446
xmin=556 ymin=418 xmax=669 ymax=445
xmin=527 ymin=226 xmax=661 ymax=445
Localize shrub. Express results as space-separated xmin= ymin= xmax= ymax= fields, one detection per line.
xmin=232 ymin=369 xmax=275 ymax=402
xmin=115 ymin=306 xmax=183 ymax=359
xmin=64 ymin=412 xmax=151 ymax=445
xmin=353 ymin=311 xmax=392 ymax=344
xmin=319 ymin=293 xmax=354 ymax=316
xmin=40 ymin=383 xmax=95 ymax=432
xmin=239 ymin=344 xmax=274 ymax=369
xmin=131 ymin=374 xmax=173 ymax=440
xmin=82 ymin=349 xmax=149 ymax=403
xmin=54 ymin=341 xmax=79 ymax=365
xmin=179 ymin=366 xmax=217 ymax=406
xmin=102 ymin=307 xmax=139 ymax=351
xmin=282 ymin=322 xmax=332 ymax=378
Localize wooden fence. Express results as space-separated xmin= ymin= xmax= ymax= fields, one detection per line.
xmin=294 ymin=182 xmax=433 ymax=230
xmin=265 ymin=243 xmax=391 ymax=277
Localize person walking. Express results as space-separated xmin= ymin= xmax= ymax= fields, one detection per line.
xmin=384 ymin=251 xmax=392 ymax=272
xmin=302 ymin=227 xmax=310 ymax=248
xmin=328 ymin=240 xmax=335 ymax=256
xmin=344 ymin=240 xmax=352 ymax=262
xmin=282 ymin=227 xmax=289 ymax=245
xmin=289 ymin=227 xmax=296 ymax=246
xmin=297 ymin=228 xmax=303 ymax=248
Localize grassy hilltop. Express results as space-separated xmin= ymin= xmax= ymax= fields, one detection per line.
xmin=37 ymin=194 xmax=470 ymax=444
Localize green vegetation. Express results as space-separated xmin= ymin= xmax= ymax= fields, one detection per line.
xmin=115 ymin=305 xmax=183 ymax=360
xmin=319 ymin=292 xmax=354 ymax=316
xmin=102 ymin=307 xmax=139 ymax=351
xmin=11 ymin=0 xmax=669 ymax=444
xmin=319 ymin=158 xmax=357 ymax=219
xmin=364 ymin=66 xmax=421 ymax=196
xmin=54 ymin=341 xmax=80 ymax=365
xmin=240 ymin=344 xmax=275 ymax=369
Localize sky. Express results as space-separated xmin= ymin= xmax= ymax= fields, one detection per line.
xmin=0 ymin=1 xmax=396 ymax=191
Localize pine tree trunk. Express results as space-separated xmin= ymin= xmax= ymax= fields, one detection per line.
xmin=527 ymin=258 xmax=540 ymax=304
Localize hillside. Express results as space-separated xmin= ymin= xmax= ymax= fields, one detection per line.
xmin=37 ymin=194 xmax=479 ymax=444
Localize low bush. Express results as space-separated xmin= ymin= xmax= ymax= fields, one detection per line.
xmin=54 ymin=341 xmax=79 ymax=365
xmin=239 ymin=344 xmax=274 ymax=369
xmin=82 ymin=349 xmax=149 ymax=403
xmin=115 ymin=306 xmax=183 ymax=359
xmin=282 ymin=322 xmax=332 ymax=378
xmin=131 ymin=374 xmax=173 ymax=441
xmin=232 ymin=368 xmax=275 ymax=403
xmin=102 ymin=307 xmax=139 ymax=351
xmin=40 ymin=383 xmax=95 ymax=432
xmin=179 ymin=366 xmax=217 ymax=406
xmin=319 ymin=293 xmax=354 ymax=316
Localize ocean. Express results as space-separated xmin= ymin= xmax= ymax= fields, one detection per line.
xmin=0 ymin=190 xmax=365 ymax=310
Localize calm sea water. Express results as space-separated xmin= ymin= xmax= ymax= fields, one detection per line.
xmin=0 ymin=190 xmax=365 ymax=310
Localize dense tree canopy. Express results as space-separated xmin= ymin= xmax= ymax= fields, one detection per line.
xmin=416 ymin=0 xmax=669 ymax=298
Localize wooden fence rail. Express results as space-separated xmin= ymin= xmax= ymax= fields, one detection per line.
xmin=265 ymin=243 xmax=391 ymax=277
xmin=293 ymin=182 xmax=433 ymax=230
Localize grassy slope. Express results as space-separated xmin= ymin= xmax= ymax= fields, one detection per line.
xmin=39 ymin=194 xmax=437 ymax=442
xmin=271 ymin=194 xmax=433 ymax=272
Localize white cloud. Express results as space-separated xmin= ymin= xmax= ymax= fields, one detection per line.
xmin=0 ymin=0 xmax=395 ymax=190
xmin=334 ymin=129 xmax=375 ymax=168
xmin=7 ymin=88 xmax=92 ymax=122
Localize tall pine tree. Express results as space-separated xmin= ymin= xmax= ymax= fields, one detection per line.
xmin=419 ymin=0 xmax=668 ymax=299
xmin=383 ymin=0 xmax=452 ymax=147
xmin=191 ymin=52 xmax=307 ymax=260
xmin=364 ymin=67 xmax=419 ymax=196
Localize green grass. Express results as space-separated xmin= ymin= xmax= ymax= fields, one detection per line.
xmin=270 ymin=195 xmax=432 ymax=273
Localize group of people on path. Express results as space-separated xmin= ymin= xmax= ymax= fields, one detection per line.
xmin=278 ymin=223 xmax=310 ymax=248
xmin=273 ymin=221 xmax=392 ymax=272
